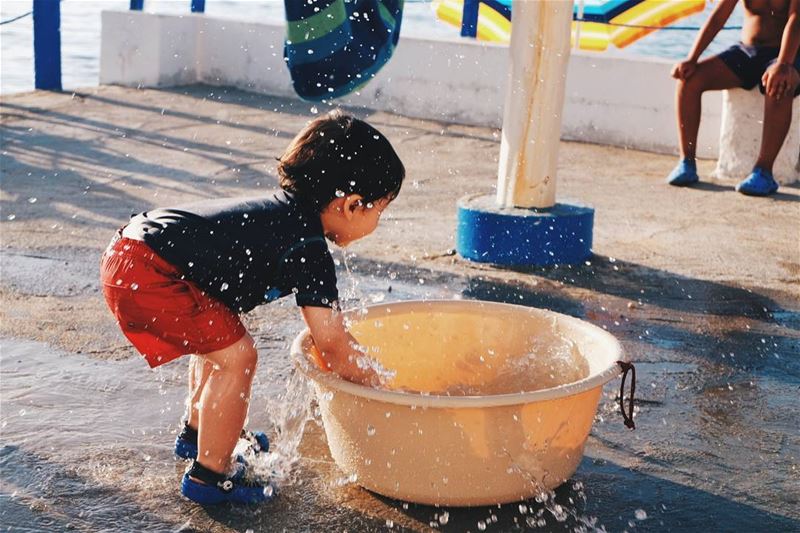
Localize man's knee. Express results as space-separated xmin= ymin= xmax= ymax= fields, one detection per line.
xmin=765 ymin=69 xmax=800 ymax=103
xmin=677 ymin=76 xmax=705 ymax=95
xmin=764 ymin=87 xmax=797 ymax=105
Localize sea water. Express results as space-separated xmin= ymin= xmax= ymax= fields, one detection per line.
xmin=0 ymin=0 xmax=744 ymax=95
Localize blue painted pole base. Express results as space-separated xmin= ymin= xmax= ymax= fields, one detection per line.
xmin=456 ymin=194 xmax=594 ymax=266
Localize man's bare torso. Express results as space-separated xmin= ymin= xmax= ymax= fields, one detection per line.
xmin=742 ymin=0 xmax=792 ymax=47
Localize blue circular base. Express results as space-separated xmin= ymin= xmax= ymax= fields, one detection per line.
xmin=456 ymin=194 xmax=594 ymax=266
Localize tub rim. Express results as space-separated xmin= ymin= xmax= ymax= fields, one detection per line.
xmin=291 ymin=299 xmax=625 ymax=408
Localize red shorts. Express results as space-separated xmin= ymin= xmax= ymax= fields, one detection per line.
xmin=100 ymin=232 xmax=246 ymax=368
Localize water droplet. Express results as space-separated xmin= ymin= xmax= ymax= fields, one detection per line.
xmin=221 ymin=282 xmax=229 ymax=291
xmin=335 ymin=189 xmax=345 ymax=198
xmin=367 ymin=425 xmax=376 ymax=436
xmin=130 ymin=283 xmax=139 ymax=291
xmin=438 ymin=511 xmax=449 ymax=525
xmin=477 ymin=520 xmax=487 ymax=531
xmin=635 ymin=509 xmax=648 ymax=520
xmin=385 ymin=519 xmax=394 ymax=528
xmin=7 ymin=214 xmax=16 ymax=220
xmin=27 ymin=197 xmax=37 ymax=203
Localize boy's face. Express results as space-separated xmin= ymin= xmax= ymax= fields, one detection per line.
xmin=321 ymin=195 xmax=390 ymax=247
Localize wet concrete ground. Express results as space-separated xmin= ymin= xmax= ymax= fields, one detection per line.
xmin=1 ymin=85 xmax=799 ymax=532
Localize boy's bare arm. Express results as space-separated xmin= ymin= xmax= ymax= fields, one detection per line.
xmin=300 ymin=305 xmax=378 ymax=385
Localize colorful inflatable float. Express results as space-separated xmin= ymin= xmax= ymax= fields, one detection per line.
xmin=433 ymin=0 xmax=706 ymax=51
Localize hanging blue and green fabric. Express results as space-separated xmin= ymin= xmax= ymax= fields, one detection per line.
xmin=284 ymin=0 xmax=404 ymax=101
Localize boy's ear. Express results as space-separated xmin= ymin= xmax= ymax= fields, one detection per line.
xmin=342 ymin=194 xmax=364 ymax=220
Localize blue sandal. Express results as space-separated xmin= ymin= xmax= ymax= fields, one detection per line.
xmin=181 ymin=460 xmax=276 ymax=505
xmin=666 ymin=159 xmax=700 ymax=186
xmin=736 ymin=167 xmax=779 ymax=196
xmin=175 ymin=424 xmax=270 ymax=460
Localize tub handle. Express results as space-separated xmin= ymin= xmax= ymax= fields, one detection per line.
xmin=616 ymin=361 xmax=636 ymax=430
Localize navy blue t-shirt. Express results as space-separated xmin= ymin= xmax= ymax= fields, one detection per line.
xmin=124 ymin=190 xmax=338 ymax=313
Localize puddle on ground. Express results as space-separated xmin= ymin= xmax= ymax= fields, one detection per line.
xmin=2 ymin=260 xmax=799 ymax=531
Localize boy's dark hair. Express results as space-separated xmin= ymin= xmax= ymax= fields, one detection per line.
xmin=278 ymin=110 xmax=405 ymax=211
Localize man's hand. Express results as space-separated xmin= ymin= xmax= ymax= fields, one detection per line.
xmin=671 ymin=59 xmax=698 ymax=80
xmin=762 ymin=63 xmax=798 ymax=100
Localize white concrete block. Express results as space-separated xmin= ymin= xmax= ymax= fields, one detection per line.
xmin=157 ymin=15 xmax=200 ymax=87
xmin=199 ymin=20 xmax=293 ymax=97
xmin=98 ymin=12 xmax=726 ymax=159
xmin=714 ymin=88 xmax=800 ymax=184
xmin=563 ymin=55 xmax=721 ymax=158
xmin=100 ymin=11 xmax=198 ymax=88
xmin=339 ymin=38 xmax=507 ymax=127
xmin=100 ymin=11 xmax=162 ymax=86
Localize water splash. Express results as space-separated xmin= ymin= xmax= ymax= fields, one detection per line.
xmin=434 ymin=317 xmax=590 ymax=396
xmin=248 ymin=368 xmax=314 ymax=487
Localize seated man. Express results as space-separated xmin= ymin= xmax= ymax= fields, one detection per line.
xmin=667 ymin=0 xmax=799 ymax=196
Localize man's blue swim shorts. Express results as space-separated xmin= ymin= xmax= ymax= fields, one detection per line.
xmin=717 ymin=42 xmax=800 ymax=97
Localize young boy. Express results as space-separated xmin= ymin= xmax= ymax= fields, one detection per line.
xmin=667 ymin=0 xmax=799 ymax=196
xmin=100 ymin=110 xmax=405 ymax=505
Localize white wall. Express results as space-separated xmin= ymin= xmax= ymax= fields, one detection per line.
xmin=100 ymin=10 xmax=722 ymax=158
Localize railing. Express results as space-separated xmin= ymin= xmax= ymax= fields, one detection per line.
xmin=27 ymin=0 xmax=206 ymax=91
xmin=129 ymin=0 xmax=205 ymax=13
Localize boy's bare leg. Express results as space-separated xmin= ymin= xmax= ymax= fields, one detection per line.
xmin=676 ymin=58 xmax=742 ymax=159
xmin=194 ymin=333 xmax=257 ymax=474
xmin=755 ymin=72 xmax=800 ymax=172
xmin=186 ymin=356 xmax=213 ymax=430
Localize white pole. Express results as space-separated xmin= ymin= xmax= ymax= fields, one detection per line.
xmin=575 ymin=0 xmax=585 ymax=50
xmin=496 ymin=0 xmax=575 ymax=210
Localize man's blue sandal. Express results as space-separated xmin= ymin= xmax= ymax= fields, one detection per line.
xmin=736 ymin=167 xmax=779 ymax=196
xmin=666 ymin=159 xmax=700 ymax=186
xmin=175 ymin=424 xmax=270 ymax=460
xmin=181 ymin=460 xmax=276 ymax=505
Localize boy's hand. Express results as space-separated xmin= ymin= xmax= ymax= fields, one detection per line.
xmin=301 ymin=305 xmax=382 ymax=387
xmin=671 ymin=60 xmax=697 ymax=80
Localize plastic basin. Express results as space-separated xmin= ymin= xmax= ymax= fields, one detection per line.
xmin=292 ymin=300 xmax=624 ymax=506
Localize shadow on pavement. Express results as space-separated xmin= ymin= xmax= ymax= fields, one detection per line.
xmin=375 ymin=455 xmax=799 ymax=532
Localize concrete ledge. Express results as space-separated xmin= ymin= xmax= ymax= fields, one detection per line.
xmin=99 ymin=10 xmax=722 ymax=158
xmin=100 ymin=11 xmax=200 ymax=88
xmin=714 ymin=88 xmax=800 ymax=185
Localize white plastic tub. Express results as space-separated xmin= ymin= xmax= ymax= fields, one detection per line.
xmin=292 ymin=300 xmax=628 ymax=506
